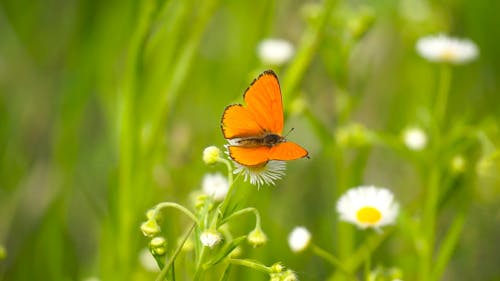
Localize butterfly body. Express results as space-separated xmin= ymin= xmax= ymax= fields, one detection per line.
xmin=230 ymin=132 xmax=284 ymax=147
xmin=221 ymin=70 xmax=308 ymax=167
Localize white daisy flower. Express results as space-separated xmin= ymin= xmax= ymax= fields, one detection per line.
xmin=416 ymin=34 xmax=479 ymax=64
xmin=257 ymin=38 xmax=295 ymax=66
xmin=288 ymin=226 xmax=311 ymax=253
xmin=402 ymin=127 xmax=428 ymax=151
xmin=336 ymin=186 xmax=399 ymax=230
xmin=233 ymin=160 xmax=286 ymax=187
xmin=200 ymin=230 xmax=222 ymax=248
xmin=202 ymin=172 xmax=229 ymax=201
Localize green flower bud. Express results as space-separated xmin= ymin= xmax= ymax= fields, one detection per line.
xmin=141 ymin=219 xmax=161 ymax=237
xmin=150 ymin=236 xmax=167 ymax=256
xmin=203 ymin=146 xmax=221 ymax=165
xmin=247 ymin=227 xmax=267 ymax=248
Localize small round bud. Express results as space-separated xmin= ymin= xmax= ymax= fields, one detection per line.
xmin=289 ymin=97 xmax=307 ymax=116
xmin=203 ymin=146 xmax=221 ymax=165
xmin=336 ymin=123 xmax=371 ymax=148
xmin=450 ymin=155 xmax=466 ymax=174
xmin=270 ymin=262 xmax=285 ymax=273
xmin=282 ymin=270 xmax=299 ymax=281
xmin=229 ymin=246 xmax=242 ymax=258
xmin=150 ymin=236 xmax=167 ymax=256
xmin=247 ymin=227 xmax=268 ymax=248
xmin=141 ymin=219 xmax=161 ymax=237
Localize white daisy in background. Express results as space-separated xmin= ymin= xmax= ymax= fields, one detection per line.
xmin=233 ymin=160 xmax=286 ymax=187
xmin=200 ymin=230 xmax=222 ymax=248
xmin=202 ymin=172 xmax=229 ymax=201
xmin=402 ymin=127 xmax=428 ymax=151
xmin=257 ymin=38 xmax=295 ymax=66
xmin=416 ymin=34 xmax=479 ymax=64
xmin=336 ymin=186 xmax=399 ymax=230
xmin=288 ymin=226 xmax=311 ymax=253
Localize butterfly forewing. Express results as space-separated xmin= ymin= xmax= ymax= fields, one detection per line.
xmin=221 ymin=70 xmax=309 ymax=167
xmin=221 ymin=104 xmax=264 ymax=139
xmin=243 ymin=70 xmax=284 ymax=135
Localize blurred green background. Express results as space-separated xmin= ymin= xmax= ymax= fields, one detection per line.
xmin=0 ymin=0 xmax=499 ymax=280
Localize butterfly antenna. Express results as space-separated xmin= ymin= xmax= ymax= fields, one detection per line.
xmin=283 ymin=127 xmax=295 ymax=140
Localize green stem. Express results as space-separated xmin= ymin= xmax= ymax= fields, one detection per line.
xmin=228 ymin=258 xmax=271 ymax=273
xmin=364 ymin=254 xmax=371 ymax=281
xmin=419 ymin=168 xmax=440 ymax=281
xmin=218 ymin=207 xmax=260 ymax=227
xmin=282 ymin=0 xmax=337 ymax=101
xmin=155 ymin=223 xmax=196 ymax=281
xmin=153 ymin=202 xmax=199 ymax=225
xmin=311 ymin=244 xmax=350 ymax=274
xmin=147 ymin=0 xmax=220 ymax=153
xmin=431 ymin=210 xmax=467 ymax=281
xmin=193 ymin=245 xmax=207 ymax=281
xmin=116 ymin=0 xmax=154 ymax=276
xmin=217 ymin=158 xmax=238 ymax=220
xmin=434 ymin=64 xmax=452 ymax=127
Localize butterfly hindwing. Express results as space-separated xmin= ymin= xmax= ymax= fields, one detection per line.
xmin=228 ymin=145 xmax=271 ymax=166
xmin=243 ymin=70 xmax=284 ymax=135
xmin=269 ymin=142 xmax=309 ymax=161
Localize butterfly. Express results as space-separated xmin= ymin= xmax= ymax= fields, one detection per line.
xmin=221 ymin=70 xmax=309 ymax=167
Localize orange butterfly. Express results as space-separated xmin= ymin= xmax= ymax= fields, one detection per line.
xmin=221 ymin=70 xmax=309 ymax=167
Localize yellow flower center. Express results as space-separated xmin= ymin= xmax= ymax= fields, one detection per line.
xmin=356 ymin=206 xmax=382 ymax=224
xmin=439 ymin=48 xmax=457 ymax=62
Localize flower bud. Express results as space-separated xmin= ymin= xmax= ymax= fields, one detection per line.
xmin=270 ymin=262 xmax=285 ymax=273
xmin=150 ymin=236 xmax=167 ymax=256
xmin=336 ymin=123 xmax=371 ymax=148
xmin=141 ymin=219 xmax=161 ymax=237
xmin=450 ymin=155 xmax=466 ymax=174
xmin=247 ymin=227 xmax=268 ymax=248
xmin=203 ymin=146 xmax=221 ymax=165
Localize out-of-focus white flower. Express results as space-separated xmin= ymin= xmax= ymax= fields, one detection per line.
xmin=202 ymin=173 xmax=229 ymax=201
xmin=200 ymin=230 xmax=222 ymax=248
xmin=288 ymin=226 xmax=311 ymax=253
xmin=416 ymin=34 xmax=479 ymax=64
xmin=257 ymin=38 xmax=295 ymax=66
xmin=139 ymin=248 xmax=160 ymax=272
xmin=403 ymin=127 xmax=428 ymax=151
xmin=337 ymin=186 xmax=399 ymax=230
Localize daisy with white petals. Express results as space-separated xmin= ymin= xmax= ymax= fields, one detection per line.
xmin=288 ymin=226 xmax=311 ymax=253
xmin=233 ymin=160 xmax=286 ymax=187
xmin=336 ymin=186 xmax=399 ymax=230
xmin=416 ymin=34 xmax=479 ymax=64
xmin=202 ymin=172 xmax=229 ymax=201
xmin=257 ymin=38 xmax=295 ymax=66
